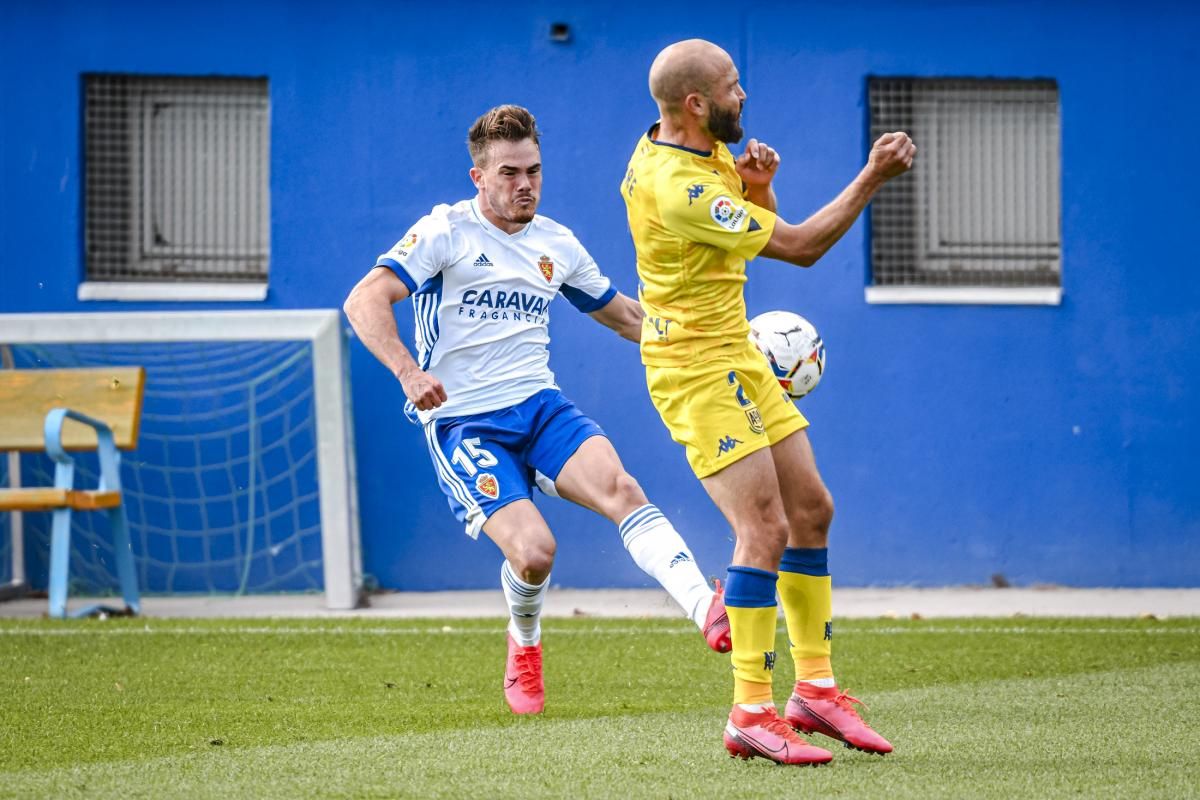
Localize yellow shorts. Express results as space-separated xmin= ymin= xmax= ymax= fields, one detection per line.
xmin=645 ymin=344 xmax=809 ymax=478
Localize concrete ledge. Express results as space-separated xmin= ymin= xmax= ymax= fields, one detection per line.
xmin=1 ymin=587 xmax=1197 ymax=620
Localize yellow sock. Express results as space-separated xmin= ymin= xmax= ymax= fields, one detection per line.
xmin=727 ymin=604 xmax=779 ymax=703
xmin=777 ymin=571 xmax=833 ymax=680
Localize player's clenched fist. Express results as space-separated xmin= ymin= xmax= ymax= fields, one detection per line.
xmin=399 ymin=368 xmax=447 ymax=410
xmin=734 ymin=138 xmax=781 ymax=186
xmin=868 ymin=132 xmax=916 ymax=181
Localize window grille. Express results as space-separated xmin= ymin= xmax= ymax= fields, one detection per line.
xmin=84 ymin=75 xmax=270 ymax=283
xmin=868 ymin=78 xmax=1060 ymax=293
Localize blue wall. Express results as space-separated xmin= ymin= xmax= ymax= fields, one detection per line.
xmin=2 ymin=1 xmax=1197 ymax=590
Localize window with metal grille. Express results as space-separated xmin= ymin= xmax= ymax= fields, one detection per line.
xmin=867 ymin=78 xmax=1061 ymax=304
xmin=83 ymin=75 xmax=270 ymax=295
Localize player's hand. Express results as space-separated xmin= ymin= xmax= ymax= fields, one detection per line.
xmin=735 ymin=139 xmax=781 ymax=186
xmin=868 ymin=132 xmax=916 ymax=181
xmin=398 ymin=368 xmax=447 ymax=411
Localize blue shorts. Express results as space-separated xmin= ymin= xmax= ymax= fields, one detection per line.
xmin=422 ymin=388 xmax=606 ymax=538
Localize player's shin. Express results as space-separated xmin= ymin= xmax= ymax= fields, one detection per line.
xmin=777 ymin=547 xmax=834 ymax=686
xmin=724 ymin=566 xmax=780 ymax=706
xmin=501 ymin=560 xmax=549 ymax=645
xmin=618 ymin=504 xmax=713 ymax=627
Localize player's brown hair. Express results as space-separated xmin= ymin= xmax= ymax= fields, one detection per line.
xmin=467 ymin=105 xmax=541 ymax=166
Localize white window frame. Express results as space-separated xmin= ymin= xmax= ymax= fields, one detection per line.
xmin=867 ymin=78 xmax=1062 ymax=306
xmin=82 ymin=76 xmax=270 ymax=302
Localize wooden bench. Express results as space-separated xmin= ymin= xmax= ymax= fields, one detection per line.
xmin=0 ymin=367 xmax=145 ymax=618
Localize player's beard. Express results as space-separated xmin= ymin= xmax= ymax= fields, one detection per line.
xmin=706 ymin=101 xmax=744 ymax=144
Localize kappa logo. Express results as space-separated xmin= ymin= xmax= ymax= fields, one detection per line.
xmin=668 ymin=551 xmax=693 ymax=568
xmin=716 ymin=435 xmax=743 ymax=456
xmin=763 ymin=650 xmax=777 ymax=671
xmin=473 ymin=253 xmax=494 ymax=268
xmin=537 ymin=255 xmax=554 ymax=282
xmin=710 ymin=196 xmax=748 ymax=231
xmin=475 ymin=473 xmax=499 ymax=499
xmin=824 ymin=621 xmax=833 ymax=641
xmin=686 ymin=183 xmax=705 ymax=205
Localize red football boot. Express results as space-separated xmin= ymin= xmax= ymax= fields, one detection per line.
xmin=784 ymin=683 xmax=893 ymax=754
xmin=702 ymin=579 xmax=732 ymax=653
xmin=723 ymin=705 xmax=834 ymax=766
xmin=503 ymin=633 xmax=545 ymax=714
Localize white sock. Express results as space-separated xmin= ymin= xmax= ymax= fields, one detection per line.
xmin=799 ymin=677 xmax=837 ymax=689
xmin=618 ymin=504 xmax=714 ymax=628
xmin=501 ymin=560 xmax=548 ymax=646
xmin=737 ymin=702 xmax=775 ymax=713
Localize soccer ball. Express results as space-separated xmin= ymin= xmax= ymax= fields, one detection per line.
xmin=749 ymin=310 xmax=826 ymax=399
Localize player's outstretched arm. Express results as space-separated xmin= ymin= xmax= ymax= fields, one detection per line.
xmin=588 ymin=292 xmax=644 ymax=343
xmin=343 ymin=266 xmax=447 ymax=410
xmin=760 ymin=131 xmax=916 ymax=267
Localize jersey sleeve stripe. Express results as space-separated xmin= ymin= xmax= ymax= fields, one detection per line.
xmin=375 ymin=257 xmax=418 ymax=293
xmin=560 ymin=282 xmax=617 ymax=313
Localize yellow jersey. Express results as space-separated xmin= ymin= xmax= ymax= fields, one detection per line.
xmin=620 ymin=124 xmax=777 ymax=366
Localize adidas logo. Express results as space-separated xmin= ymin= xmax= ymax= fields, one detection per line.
xmin=668 ymin=551 xmax=692 ymax=568
xmin=473 ymin=253 xmax=494 ymax=267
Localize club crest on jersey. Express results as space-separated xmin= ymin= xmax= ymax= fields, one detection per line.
xmin=745 ymin=407 xmax=765 ymax=435
xmin=396 ymin=232 xmax=419 ymax=256
xmin=475 ymin=473 xmax=499 ymax=499
xmin=537 ymin=255 xmax=554 ymax=282
xmin=710 ymin=196 xmax=748 ymax=232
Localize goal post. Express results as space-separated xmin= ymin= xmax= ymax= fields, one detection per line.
xmin=0 ymin=345 xmax=28 ymax=599
xmin=0 ymin=310 xmax=362 ymax=610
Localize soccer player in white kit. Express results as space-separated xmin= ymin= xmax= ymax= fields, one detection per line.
xmin=344 ymin=105 xmax=730 ymax=714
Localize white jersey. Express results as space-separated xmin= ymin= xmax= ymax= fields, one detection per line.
xmin=375 ymin=198 xmax=616 ymax=424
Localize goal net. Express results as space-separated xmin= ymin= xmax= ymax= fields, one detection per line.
xmin=0 ymin=311 xmax=361 ymax=609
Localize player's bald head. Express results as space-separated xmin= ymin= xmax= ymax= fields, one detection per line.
xmin=648 ymin=39 xmax=735 ymax=113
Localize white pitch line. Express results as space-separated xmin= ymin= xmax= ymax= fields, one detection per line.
xmin=0 ymin=625 xmax=1195 ymax=637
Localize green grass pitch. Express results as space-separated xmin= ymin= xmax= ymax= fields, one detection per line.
xmin=2 ymin=616 xmax=1197 ymax=798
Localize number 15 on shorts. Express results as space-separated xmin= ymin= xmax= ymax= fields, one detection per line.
xmin=450 ymin=437 xmax=498 ymax=477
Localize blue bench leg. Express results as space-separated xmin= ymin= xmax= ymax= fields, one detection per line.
xmin=47 ymin=507 xmax=73 ymax=619
xmin=109 ymin=504 xmax=140 ymax=615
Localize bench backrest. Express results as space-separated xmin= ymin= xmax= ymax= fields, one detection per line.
xmin=0 ymin=367 xmax=145 ymax=451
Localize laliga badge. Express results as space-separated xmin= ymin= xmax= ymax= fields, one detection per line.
xmin=710 ymin=196 xmax=747 ymax=232
xmin=476 ymin=473 xmax=500 ymax=499
xmin=396 ymin=232 xmax=418 ymax=256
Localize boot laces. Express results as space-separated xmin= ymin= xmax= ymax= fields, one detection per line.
xmin=761 ymin=709 xmax=806 ymax=743
xmin=833 ymin=691 xmax=874 ymax=728
xmin=513 ymin=647 xmax=543 ymax=692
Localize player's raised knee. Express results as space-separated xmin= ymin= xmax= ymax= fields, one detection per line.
xmin=612 ymin=471 xmax=648 ymax=508
xmin=509 ymin=539 xmax=556 ymax=581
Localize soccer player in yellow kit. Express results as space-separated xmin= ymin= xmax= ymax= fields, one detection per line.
xmin=621 ymin=39 xmax=916 ymax=765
